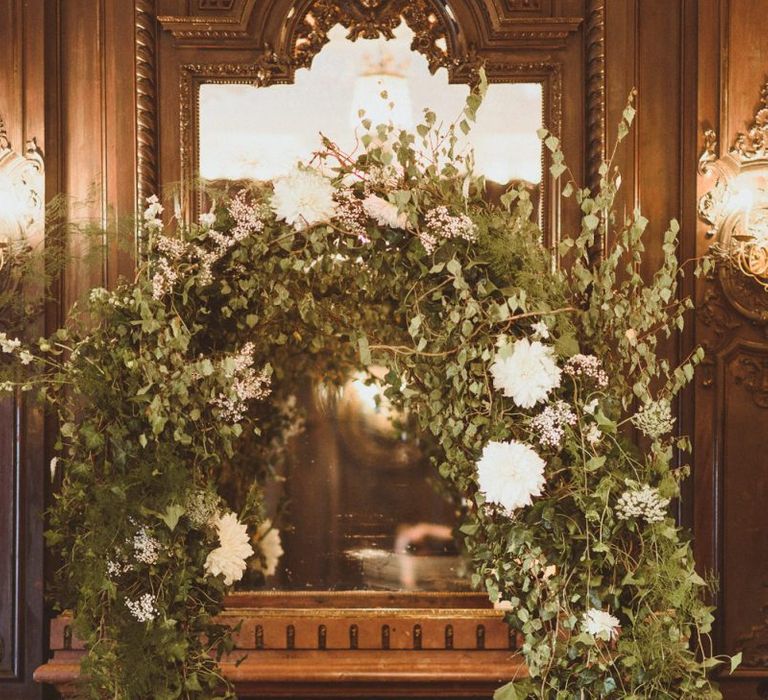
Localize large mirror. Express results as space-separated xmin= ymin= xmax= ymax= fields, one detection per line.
xmin=197 ymin=22 xmax=545 ymax=593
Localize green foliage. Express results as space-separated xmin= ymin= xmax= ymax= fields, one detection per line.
xmin=0 ymin=83 xmax=734 ymax=698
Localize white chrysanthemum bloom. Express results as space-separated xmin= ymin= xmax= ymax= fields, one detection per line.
xmin=631 ymin=399 xmax=674 ymax=439
xmin=476 ymin=440 xmax=546 ymax=513
xmin=362 ymin=194 xmax=408 ymax=229
xmin=615 ymin=484 xmax=670 ymax=523
xmin=271 ymin=168 xmax=337 ymax=231
xmin=204 ymin=511 xmax=254 ymax=586
xmin=582 ymin=608 xmax=621 ymax=641
xmin=490 ymin=338 xmax=562 ymax=409
xmin=251 ymin=520 xmax=284 ymax=578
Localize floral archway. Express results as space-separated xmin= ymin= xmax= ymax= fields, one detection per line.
xmin=1 ymin=85 xmax=729 ymax=699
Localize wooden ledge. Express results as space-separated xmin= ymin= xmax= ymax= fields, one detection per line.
xmin=36 ymin=602 xmax=528 ymax=698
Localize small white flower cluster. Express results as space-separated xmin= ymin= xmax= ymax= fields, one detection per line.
xmin=333 ymin=188 xmax=369 ymax=242
xmin=143 ymin=195 xmax=163 ymax=232
xmin=213 ymin=342 xmax=272 ymax=423
xmin=615 ymin=484 xmax=670 ymax=523
xmin=365 ymin=164 xmax=400 ymax=190
xmin=226 ymin=189 xmax=267 ymax=243
xmin=151 ymin=257 xmax=179 ymax=300
xmin=155 ymin=235 xmax=188 ymax=260
xmin=125 ymin=593 xmax=157 ymax=623
xmin=420 ymin=205 xmax=478 ymax=254
xmin=185 ymin=488 xmax=220 ymax=529
xmin=89 ymin=287 xmax=110 ymax=304
xmin=631 ymin=399 xmax=674 ymax=439
xmin=132 ymin=526 xmax=160 ymax=565
xmin=0 ymin=332 xmax=21 ymax=354
xmin=582 ymin=608 xmax=621 ymax=641
xmin=530 ymin=400 xmax=576 ymax=449
xmin=106 ymin=558 xmax=132 ymax=577
xmin=563 ymin=354 xmax=609 ymax=388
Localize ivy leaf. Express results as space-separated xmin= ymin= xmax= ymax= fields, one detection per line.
xmin=160 ymin=504 xmax=186 ymax=532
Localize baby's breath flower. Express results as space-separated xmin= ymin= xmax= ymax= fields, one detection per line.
xmin=132 ymin=526 xmax=160 ymax=565
xmin=563 ymin=354 xmax=608 ymax=387
xmin=530 ymin=400 xmax=576 ymax=449
xmin=421 ymin=205 xmax=477 ymax=253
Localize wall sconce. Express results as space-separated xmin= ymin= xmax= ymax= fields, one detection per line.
xmin=698 ymin=82 xmax=768 ymax=321
xmin=0 ymin=115 xmax=45 ymax=240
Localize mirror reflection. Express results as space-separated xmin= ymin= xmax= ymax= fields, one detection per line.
xmin=199 ymin=21 xmax=544 ymax=592
xmin=200 ymin=23 xmax=543 ymax=195
xmin=234 ymin=373 xmax=469 ymax=592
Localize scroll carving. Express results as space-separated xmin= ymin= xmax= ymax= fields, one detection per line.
xmin=731 ymin=352 xmax=768 ymax=409
xmin=135 ymin=0 xmax=158 ymax=256
xmin=291 ymin=0 xmax=457 ymax=75
xmin=697 ymin=81 xmax=768 ymax=322
xmin=0 ymin=115 xmax=45 ymax=237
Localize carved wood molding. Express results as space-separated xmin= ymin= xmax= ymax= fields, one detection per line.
xmin=158 ymin=0 xmax=256 ymax=39
xmin=584 ymin=0 xmax=605 ymax=191
xmin=135 ymin=0 xmax=158 ymax=255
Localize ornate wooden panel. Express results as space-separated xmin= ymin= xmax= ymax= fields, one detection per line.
xmin=695 ymin=2 xmax=768 ymax=697
xmin=0 ymin=1 xmax=47 ymax=698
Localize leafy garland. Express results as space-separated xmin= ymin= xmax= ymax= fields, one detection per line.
xmin=0 ymin=78 xmax=736 ymax=698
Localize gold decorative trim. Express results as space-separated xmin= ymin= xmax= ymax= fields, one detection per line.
xmin=697 ymin=81 xmax=768 ymax=322
xmin=0 ymin=115 xmax=45 ymax=237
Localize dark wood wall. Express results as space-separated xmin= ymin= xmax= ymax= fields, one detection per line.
xmin=0 ymin=1 xmax=766 ymax=698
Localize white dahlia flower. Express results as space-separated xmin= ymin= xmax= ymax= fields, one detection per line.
xmin=251 ymin=520 xmax=284 ymax=578
xmin=476 ymin=440 xmax=546 ymax=513
xmin=204 ymin=511 xmax=254 ymax=586
xmin=582 ymin=608 xmax=621 ymax=641
xmin=490 ymin=338 xmax=562 ymax=409
xmin=362 ymin=194 xmax=408 ymax=229
xmin=271 ymin=168 xmax=337 ymax=231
